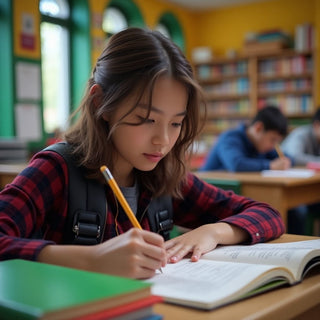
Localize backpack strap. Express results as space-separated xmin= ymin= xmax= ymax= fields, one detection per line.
xmin=44 ymin=142 xmax=107 ymax=245
xmin=44 ymin=142 xmax=173 ymax=242
xmin=147 ymin=195 xmax=173 ymax=241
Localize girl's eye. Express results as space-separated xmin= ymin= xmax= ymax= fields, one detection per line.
xmin=172 ymin=122 xmax=183 ymax=128
xmin=137 ymin=115 xmax=154 ymax=123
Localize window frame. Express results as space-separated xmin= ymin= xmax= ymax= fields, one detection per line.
xmin=40 ymin=0 xmax=71 ymax=133
xmin=156 ymin=12 xmax=185 ymax=52
xmin=103 ymin=0 xmax=145 ymax=38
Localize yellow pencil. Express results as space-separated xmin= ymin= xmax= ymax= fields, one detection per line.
xmin=100 ymin=165 xmax=163 ymax=273
xmin=100 ymin=165 xmax=142 ymax=229
xmin=275 ymin=144 xmax=285 ymax=159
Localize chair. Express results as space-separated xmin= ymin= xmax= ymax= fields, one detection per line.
xmin=202 ymin=178 xmax=241 ymax=194
xmin=305 ymin=211 xmax=320 ymax=236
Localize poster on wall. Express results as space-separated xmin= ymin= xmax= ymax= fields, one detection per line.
xmin=15 ymin=104 xmax=42 ymax=141
xmin=16 ymin=62 xmax=41 ymax=100
xmin=20 ymin=12 xmax=36 ymax=50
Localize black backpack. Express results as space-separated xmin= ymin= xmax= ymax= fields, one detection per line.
xmin=44 ymin=142 xmax=173 ymax=245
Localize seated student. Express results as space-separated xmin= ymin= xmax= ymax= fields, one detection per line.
xmin=0 ymin=28 xmax=285 ymax=279
xmin=281 ymin=108 xmax=320 ymax=235
xmin=281 ymin=108 xmax=320 ymax=165
xmin=201 ymin=106 xmax=293 ymax=172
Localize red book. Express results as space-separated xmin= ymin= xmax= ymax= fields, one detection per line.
xmin=74 ymin=295 xmax=163 ymax=320
xmin=307 ymin=162 xmax=320 ymax=171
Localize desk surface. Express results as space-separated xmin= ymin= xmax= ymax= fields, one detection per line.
xmin=154 ymin=234 xmax=320 ymax=320
xmin=0 ymin=163 xmax=27 ymax=189
xmin=0 ymin=166 xmax=319 ymax=318
xmin=195 ymin=170 xmax=320 ymax=187
xmin=0 ymin=163 xmax=27 ymax=174
xmin=195 ymin=171 xmax=320 ymax=226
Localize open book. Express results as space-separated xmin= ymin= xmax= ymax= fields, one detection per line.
xmin=261 ymin=168 xmax=315 ymax=178
xmin=146 ymin=239 xmax=320 ymax=310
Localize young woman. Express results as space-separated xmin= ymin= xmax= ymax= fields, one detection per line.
xmin=0 ymin=28 xmax=285 ymax=279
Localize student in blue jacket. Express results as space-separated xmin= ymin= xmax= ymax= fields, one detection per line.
xmin=201 ymin=106 xmax=293 ymax=172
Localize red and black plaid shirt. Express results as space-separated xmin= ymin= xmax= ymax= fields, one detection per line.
xmin=0 ymin=150 xmax=285 ymax=261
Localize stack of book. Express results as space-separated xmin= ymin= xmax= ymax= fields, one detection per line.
xmin=0 ymin=259 xmax=162 ymax=320
xmin=243 ymin=29 xmax=292 ymax=55
xmin=295 ymin=23 xmax=314 ymax=52
xmin=0 ymin=139 xmax=28 ymax=163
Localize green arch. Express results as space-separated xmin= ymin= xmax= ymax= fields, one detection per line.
xmin=107 ymin=0 xmax=145 ymax=28
xmin=158 ymin=12 xmax=185 ymax=52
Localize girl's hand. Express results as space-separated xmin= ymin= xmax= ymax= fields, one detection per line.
xmin=38 ymin=228 xmax=166 ymax=279
xmin=89 ymin=228 xmax=167 ymax=278
xmin=165 ymin=223 xmax=249 ymax=263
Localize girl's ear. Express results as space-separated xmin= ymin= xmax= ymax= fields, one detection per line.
xmin=89 ymin=84 xmax=103 ymax=108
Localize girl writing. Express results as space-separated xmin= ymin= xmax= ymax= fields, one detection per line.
xmin=0 ymin=28 xmax=285 ymax=279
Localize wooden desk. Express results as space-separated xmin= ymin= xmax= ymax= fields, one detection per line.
xmin=154 ymin=234 xmax=320 ymax=320
xmin=0 ymin=163 xmax=27 ymax=189
xmin=0 ymin=166 xmax=319 ymax=318
xmin=195 ymin=171 xmax=320 ymax=226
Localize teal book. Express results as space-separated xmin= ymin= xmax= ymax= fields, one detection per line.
xmin=0 ymin=259 xmax=151 ymax=320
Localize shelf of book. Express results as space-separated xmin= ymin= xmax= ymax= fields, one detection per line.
xmin=258 ymin=72 xmax=312 ymax=81
xmin=256 ymin=50 xmax=314 ymax=118
xmin=194 ymin=49 xmax=316 ymax=155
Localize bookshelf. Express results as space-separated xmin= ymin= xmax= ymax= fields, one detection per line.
xmin=256 ymin=50 xmax=314 ymax=116
xmin=197 ymin=57 xmax=252 ymax=136
xmin=195 ymin=49 xmax=316 ymax=150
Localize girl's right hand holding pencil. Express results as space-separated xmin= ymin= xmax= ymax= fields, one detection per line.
xmin=85 ymin=228 xmax=166 ymax=279
xmin=38 ymin=228 xmax=166 ymax=279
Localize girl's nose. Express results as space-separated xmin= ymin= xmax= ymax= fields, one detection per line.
xmin=152 ymin=125 xmax=169 ymax=146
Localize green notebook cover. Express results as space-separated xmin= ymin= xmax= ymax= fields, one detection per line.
xmin=0 ymin=259 xmax=151 ymax=320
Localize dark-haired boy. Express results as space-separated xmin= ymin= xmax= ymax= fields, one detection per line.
xmin=201 ymin=106 xmax=294 ymax=172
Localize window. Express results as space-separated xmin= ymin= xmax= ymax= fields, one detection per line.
xmin=102 ymin=7 xmax=128 ymax=35
xmin=156 ymin=12 xmax=185 ymax=52
xmin=102 ymin=0 xmax=144 ymax=37
xmin=39 ymin=0 xmax=69 ymax=19
xmin=40 ymin=0 xmax=70 ymax=134
xmin=155 ymin=23 xmax=171 ymax=39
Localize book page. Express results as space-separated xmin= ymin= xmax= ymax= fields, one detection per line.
xmin=203 ymin=240 xmax=320 ymax=280
xmin=146 ymin=259 xmax=292 ymax=309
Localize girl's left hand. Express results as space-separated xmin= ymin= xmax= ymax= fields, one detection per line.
xmin=164 ymin=223 xmax=249 ymax=263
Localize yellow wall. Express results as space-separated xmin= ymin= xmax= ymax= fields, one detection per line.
xmin=88 ymin=0 xmax=196 ymax=64
xmin=11 ymin=0 xmax=320 ymax=106
xmin=11 ymin=0 xmax=319 ymax=64
xmin=134 ymin=0 xmax=196 ymax=57
xmin=88 ymin=0 xmax=106 ymax=65
xmin=193 ymin=0 xmax=316 ymax=56
xmin=13 ymin=0 xmax=41 ymax=59
xmin=191 ymin=0 xmax=320 ymax=105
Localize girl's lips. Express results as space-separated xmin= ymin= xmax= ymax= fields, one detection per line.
xmin=143 ymin=153 xmax=163 ymax=162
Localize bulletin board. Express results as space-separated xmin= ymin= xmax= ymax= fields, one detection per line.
xmin=13 ymin=0 xmax=44 ymax=144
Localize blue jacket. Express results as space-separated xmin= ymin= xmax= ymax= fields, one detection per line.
xmin=201 ymin=124 xmax=292 ymax=172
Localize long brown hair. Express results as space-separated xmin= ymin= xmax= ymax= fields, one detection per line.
xmin=65 ymin=27 xmax=206 ymax=198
